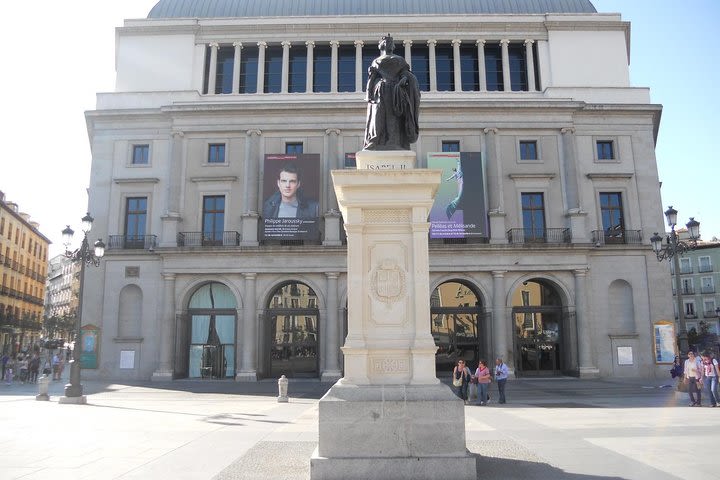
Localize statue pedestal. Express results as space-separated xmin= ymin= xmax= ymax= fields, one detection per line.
xmin=310 ymin=151 xmax=476 ymax=480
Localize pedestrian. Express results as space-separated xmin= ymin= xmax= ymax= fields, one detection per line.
xmin=29 ymin=353 xmax=40 ymax=383
xmin=18 ymin=355 xmax=28 ymax=384
xmin=495 ymin=357 xmax=509 ymax=404
xmin=4 ymin=355 xmax=14 ymax=385
xmin=451 ymin=359 xmax=472 ymax=404
xmin=51 ymin=352 xmax=60 ymax=380
xmin=700 ymin=351 xmax=719 ymax=407
xmin=1 ymin=352 xmax=8 ymax=380
xmin=474 ymin=359 xmax=492 ymax=406
xmin=684 ymin=351 xmax=703 ymax=406
xmin=670 ymin=355 xmax=683 ymax=380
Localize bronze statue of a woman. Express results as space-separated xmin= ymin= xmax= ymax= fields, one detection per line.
xmin=363 ymin=35 xmax=421 ymax=151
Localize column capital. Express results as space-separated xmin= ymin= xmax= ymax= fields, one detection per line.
xmin=403 ymin=39 xmax=413 ymax=47
xmin=257 ymin=41 xmax=267 ymax=48
xmin=500 ymin=39 xmax=510 ymax=46
xmin=476 ymin=39 xmax=486 ymax=46
xmin=451 ymin=39 xmax=462 ymax=46
xmin=306 ymin=40 xmax=315 ymax=48
xmin=209 ymin=41 xmax=219 ymax=48
xmin=426 ymin=39 xmax=437 ymax=47
xmin=242 ymin=272 xmax=257 ymax=280
xmin=484 ymin=127 xmax=499 ymax=135
xmin=325 ymin=128 xmax=341 ymax=136
xmin=233 ymin=41 xmax=243 ymax=48
xmin=246 ymin=129 xmax=262 ymax=137
xmin=524 ymin=39 xmax=535 ymax=46
xmin=281 ymin=40 xmax=292 ymax=48
xmin=561 ymin=127 xmax=576 ymax=135
xmin=573 ymin=268 xmax=589 ymax=277
xmin=330 ymin=40 xmax=340 ymax=47
xmin=354 ymin=40 xmax=364 ymax=47
xmin=161 ymin=272 xmax=176 ymax=281
xmin=171 ymin=130 xmax=185 ymax=138
xmin=491 ymin=270 xmax=507 ymax=278
xmin=325 ymin=272 xmax=340 ymax=280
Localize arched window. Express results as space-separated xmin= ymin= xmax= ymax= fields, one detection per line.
xmin=188 ymin=282 xmax=237 ymax=379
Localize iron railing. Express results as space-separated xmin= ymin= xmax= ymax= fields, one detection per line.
xmin=507 ymin=228 xmax=571 ymax=245
xmin=591 ymin=229 xmax=642 ymax=245
xmin=177 ymin=231 xmax=241 ymax=247
xmin=107 ymin=235 xmax=157 ymax=250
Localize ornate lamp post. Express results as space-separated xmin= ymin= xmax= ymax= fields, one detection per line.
xmin=58 ymin=213 xmax=105 ymax=404
xmin=650 ymin=206 xmax=700 ymax=354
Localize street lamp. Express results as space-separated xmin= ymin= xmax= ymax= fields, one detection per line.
xmin=650 ymin=206 xmax=700 ymax=354
xmin=58 ymin=213 xmax=105 ymax=404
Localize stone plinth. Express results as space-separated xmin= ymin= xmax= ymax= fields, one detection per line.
xmin=311 ymin=151 xmax=477 ymax=480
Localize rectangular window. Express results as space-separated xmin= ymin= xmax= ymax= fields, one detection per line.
xmin=216 ymin=46 xmax=235 ymax=94
xmin=208 ymin=144 xmax=226 ymax=164
xmin=125 ymin=197 xmax=147 ymax=248
xmin=508 ymin=43 xmax=527 ymax=91
xmin=596 ymin=140 xmax=615 ymax=160
xmin=337 ymin=44 xmax=355 ymax=92
xmin=599 ymin=192 xmax=624 ymax=242
xmin=459 ymin=44 xmax=479 ymax=91
xmin=441 ymin=141 xmax=460 ymax=152
xmin=411 ymin=44 xmax=430 ymax=92
xmin=202 ymin=195 xmax=225 ymax=245
xmin=521 ymin=193 xmax=545 ymax=241
xmin=435 ymin=44 xmax=454 ymax=92
xmin=485 ymin=44 xmax=503 ymax=91
xmin=239 ymin=46 xmax=259 ymax=93
xmin=288 ymin=45 xmax=307 ymax=93
xmin=313 ymin=45 xmax=332 ymax=92
xmin=519 ymin=141 xmax=538 ymax=160
xmin=685 ymin=301 xmax=696 ymax=317
xmin=285 ymin=143 xmax=303 ymax=154
xmin=264 ymin=46 xmax=283 ymax=93
xmin=698 ymin=256 xmax=712 ymax=272
xmin=701 ymin=277 xmax=714 ymax=294
xmin=680 ymin=257 xmax=692 ymax=274
xmin=132 ymin=145 xmax=149 ymax=165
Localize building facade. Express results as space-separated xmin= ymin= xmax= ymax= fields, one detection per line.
xmin=44 ymin=254 xmax=81 ymax=346
xmin=83 ymin=0 xmax=674 ymax=382
xmin=0 ymin=191 xmax=50 ymax=354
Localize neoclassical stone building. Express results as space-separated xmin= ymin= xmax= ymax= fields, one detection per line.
xmin=82 ymin=0 xmax=673 ymax=382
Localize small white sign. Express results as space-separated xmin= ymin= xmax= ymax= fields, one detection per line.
xmin=617 ymin=346 xmax=633 ymax=366
xmin=120 ymin=350 xmax=135 ymax=369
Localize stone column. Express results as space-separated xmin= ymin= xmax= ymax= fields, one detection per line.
xmin=322 ymin=272 xmax=342 ymax=381
xmin=207 ymin=42 xmax=219 ymax=94
xmin=281 ymin=40 xmax=291 ymax=93
xmin=237 ymin=273 xmax=258 ymax=381
xmin=492 ymin=271 xmax=509 ymax=367
xmin=152 ymin=273 xmax=175 ymax=380
xmin=354 ymin=40 xmax=364 ymax=92
xmin=306 ymin=41 xmax=315 ymax=92
xmin=241 ymin=129 xmax=262 ymax=246
xmin=500 ymin=39 xmax=511 ymax=92
xmin=232 ymin=42 xmax=243 ymax=94
xmin=427 ymin=39 xmax=437 ymax=92
xmin=324 ymin=128 xmax=342 ymax=246
xmin=403 ymin=39 xmax=412 ymax=69
xmin=574 ymin=269 xmax=599 ymax=377
xmin=452 ymin=39 xmax=462 ymax=92
xmin=330 ymin=40 xmax=339 ymax=93
xmin=484 ymin=128 xmax=506 ymax=243
xmin=476 ymin=40 xmax=487 ymax=91
xmin=256 ymin=41 xmax=267 ymax=93
xmin=160 ymin=130 xmax=184 ymax=247
xmin=525 ymin=39 xmax=536 ymax=92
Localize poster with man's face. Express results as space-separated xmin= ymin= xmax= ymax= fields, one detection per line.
xmin=262 ymin=154 xmax=321 ymax=240
xmin=428 ymin=152 xmax=487 ymax=239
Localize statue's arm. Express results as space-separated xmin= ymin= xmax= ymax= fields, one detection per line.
xmin=364 ymin=66 xmax=378 ymax=102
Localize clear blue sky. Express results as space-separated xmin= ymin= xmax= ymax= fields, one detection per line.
xmin=1 ymin=0 xmax=717 ymax=257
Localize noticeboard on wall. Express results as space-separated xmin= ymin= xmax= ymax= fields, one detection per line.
xmin=653 ymin=321 xmax=676 ymax=364
xmin=79 ymin=324 xmax=100 ymax=369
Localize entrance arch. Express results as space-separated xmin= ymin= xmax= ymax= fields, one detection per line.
xmin=431 ymin=281 xmax=488 ymax=374
xmin=187 ymin=282 xmax=237 ymax=379
xmin=266 ymin=282 xmax=319 ymax=378
xmin=511 ymin=278 xmax=567 ymax=376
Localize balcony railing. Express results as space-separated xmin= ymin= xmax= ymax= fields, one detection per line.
xmin=177 ymin=231 xmax=241 ymax=247
xmin=107 ymin=235 xmax=157 ymax=250
xmin=699 ymin=265 xmax=714 ymax=273
xmin=673 ymin=286 xmax=695 ymax=295
xmin=701 ymin=286 xmax=716 ymax=294
xmin=591 ymin=229 xmax=643 ymax=245
xmin=704 ymin=310 xmax=720 ymax=318
xmin=507 ymin=228 xmax=571 ymax=245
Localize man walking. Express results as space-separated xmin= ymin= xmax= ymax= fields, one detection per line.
xmin=495 ymin=357 xmax=509 ymax=404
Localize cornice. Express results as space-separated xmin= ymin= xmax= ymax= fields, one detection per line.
xmin=113 ymin=177 xmax=160 ymax=184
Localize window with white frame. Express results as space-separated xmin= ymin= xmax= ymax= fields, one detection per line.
xmin=703 ymin=299 xmax=716 ymax=317
xmin=684 ymin=300 xmax=696 ymax=317
xmin=519 ymin=140 xmax=538 ymax=161
xmin=596 ymin=140 xmax=615 ymax=161
xmin=681 ymin=278 xmax=694 ymax=295
xmin=701 ymin=277 xmax=714 ymax=294
xmin=698 ymin=256 xmax=712 ymax=272
xmin=132 ymin=144 xmax=150 ymax=165
xmin=679 ymin=257 xmax=692 ymax=274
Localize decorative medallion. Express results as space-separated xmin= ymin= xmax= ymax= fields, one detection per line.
xmin=370 ymin=258 xmax=407 ymax=307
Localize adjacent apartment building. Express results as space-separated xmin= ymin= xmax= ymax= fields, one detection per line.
xmin=82 ymin=0 xmax=673 ymax=382
xmin=0 ymin=191 xmax=50 ymax=354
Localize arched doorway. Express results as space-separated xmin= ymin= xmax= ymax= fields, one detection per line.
xmin=512 ymin=279 xmax=566 ymax=376
xmin=431 ymin=281 xmax=487 ymax=374
xmin=187 ymin=282 xmax=237 ymax=379
xmin=266 ymin=282 xmax=319 ymax=378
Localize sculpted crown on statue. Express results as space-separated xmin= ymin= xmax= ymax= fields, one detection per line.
xmin=363 ymin=35 xmax=421 ymax=151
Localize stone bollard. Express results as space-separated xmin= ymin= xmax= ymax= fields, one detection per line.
xmin=36 ymin=374 xmax=50 ymax=401
xmin=277 ymin=374 xmax=289 ymax=403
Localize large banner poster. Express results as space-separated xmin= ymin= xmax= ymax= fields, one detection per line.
xmin=262 ymin=154 xmax=321 ymax=240
xmin=428 ymin=152 xmax=487 ymax=239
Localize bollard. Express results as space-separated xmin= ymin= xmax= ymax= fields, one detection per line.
xmin=277 ymin=374 xmax=289 ymax=403
xmin=36 ymin=374 xmax=50 ymax=401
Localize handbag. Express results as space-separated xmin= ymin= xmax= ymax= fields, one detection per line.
xmin=452 ymin=375 xmax=463 ymax=387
